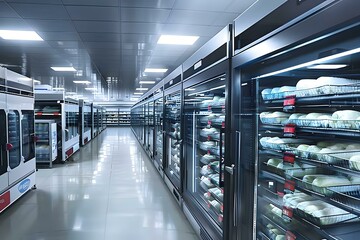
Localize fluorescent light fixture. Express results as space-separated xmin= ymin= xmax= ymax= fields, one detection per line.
xmin=144 ymin=68 xmax=167 ymax=73
xmin=51 ymin=67 xmax=77 ymax=72
xmin=139 ymin=81 xmax=156 ymax=84
xmin=73 ymin=80 xmax=91 ymax=84
xmin=0 ymin=30 xmax=43 ymax=41
xmin=134 ymin=92 xmax=143 ymax=95
xmin=136 ymin=87 xmax=148 ymax=91
xmin=53 ymin=87 xmax=65 ymax=91
xmin=256 ymin=47 xmax=360 ymax=79
xmin=185 ymin=88 xmax=196 ymax=91
xmin=210 ymin=85 xmax=226 ymax=91
xmin=307 ymin=64 xmax=348 ymax=69
xmin=158 ymin=35 xmax=199 ymax=45
xmin=85 ymin=87 xmax=97 ymax=91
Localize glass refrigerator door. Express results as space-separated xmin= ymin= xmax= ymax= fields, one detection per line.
xmin=21 ymin=110 xmax=35 ymax=162
xmin=148 ymin=101 xmax=154 ymax=156
xmin=8 ymin=110 xmax=21 ymax=169
xmin=0 ymin=110 xmax=7 ymax=176
xmin=155 ymin=98 xmax=164 ymax=166
xmin=164 ymin=91 xmax=181 ymax=185
xmin=144 ymin=103 xmax=149 ymax=148
xmin=246 ymin=22 xmax=360 ymax=240
xmin=184 ymin=75 xmax=226 ymax=227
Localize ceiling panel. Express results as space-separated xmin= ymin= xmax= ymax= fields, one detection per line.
xmin=173 ymin=0 xmax=243 ymax=13
xmin=161 ymin=24 xmax=221 ymax=37
xmin=168 ymin=10 xmax=238 ymax=26
xmin=66 ymin=6 xmax=120 ymax=21
xmin=120 ymin=22 xmax=163 ymax=34
xmin=26 ymin=19 xmax=76 ymax=32
xmin=120 ymin=0 xmax=175 ymax=9
xmin=9 ymin=3 xmax=69 ymax=19
xmin=79 ymin=32 xmax=120 ymax=42
xmin=38 ymin=31 xmax=80 ymax=41
xmin=5 ymin=0 xmax=62 ymax=4
xmin=120 ymin=8 xmax=171 ymax=23
xmin=74 ymin=21 xmax=120 ymax=33
xmin=62 ymin=0 xmax=119 ymax=6
xmin=121 ymin=34 xmax=157 ymax=43
xmin=0 ymin=17 xmax=31 ymax=30
xmin=84 ymin=41 xmax=121 ymax=49
xmin=0 ymin=2 xmax=19 ymax=17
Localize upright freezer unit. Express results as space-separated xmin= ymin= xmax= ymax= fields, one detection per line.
xmin=79 ymin=99 xmax=92 ymax=146
xmin=0 ymin=67 xmax=36 ymax=213
xmin=163 ymin=66 xmax=183 ymax=204
xmin=232 ymin=1 xmax=360 ymax=239
xmin=35 ymin=120 xmax=57 ymax=167
xmin=101 ymin=106 xmax=106 ymax=131
xmin=182 ymin=26 xmax=231 ymax=240
xmin=92 ymin=104 xmax=100 ymax=138
xmin=154 ymin=86 xmax=164 ymax=176
xmin=35 ymin=91 xmax=80 ymax=162
xmin=145 ymin=97 xmax=154 ymax=158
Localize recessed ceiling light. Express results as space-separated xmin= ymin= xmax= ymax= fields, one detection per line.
xmin=136 ymin=87 xmax=148 ymax=91
xmin=158 ymin=35 xmax=199 ymax=45
xmin=307 ymin=64 xmax=348 ymax=69
xmin=51 ymin=66 xmax=77 ymax=72
xmin=144 ymin=68 xmax=167 ymax=73
xmin=185 ymin=88 xmax=196 ymax=91
xmin=85 ymin=87 xmax=97 ymax=91
xmin=73 ymin=80 xmax=91 ymax=84
xmin=134 ymin=92 xmax=143 ymax=95
xmin=0 ymin=30 xmax=43 ymax=41
xmin=139 ymin=81 xmax=156 ymax=84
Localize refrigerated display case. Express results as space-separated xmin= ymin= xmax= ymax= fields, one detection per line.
xmin=35 ymin=120 xmax=57 ymax=167
xmin=145 ymin=98 xmax=154 ymax=158
xmin=232 ymin=1 xmax=360 ymax=239
xmin=79 ymin=100 xmax=92 ymax=146
xmin=101 ymin=106 xmax=106 ymax=131
xmin=182 ymin=26 xmax=231 ymax=240
xmin=35 ymin=91 xmax=80 ymax=162
xmin=154 ymin=90 xmax=164 ymax=176
xmin=163 ymin=66 xmax=183 ymax=204
xmin=0 ymin=67 xmax=36 ymax=213
xmin=92 ymin=104 xmax=100 ymax=138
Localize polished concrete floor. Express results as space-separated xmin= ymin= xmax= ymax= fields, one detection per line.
xmin=0 ymin=128 xmax=198 ymax=240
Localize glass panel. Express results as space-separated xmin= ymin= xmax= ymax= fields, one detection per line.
xmin=8 ymin=110 xmax=21 ymax=169
xmin=84 ymin=106 xmax=92 ymax=133
xmin=21 ymin=110 xmax=35 ymax=162
xmin=148 ymin=102 xmax=154 ymax=154
xmin=65 ymin=109 xmax=79 ymax=141
xmin=0 ymin=110 xmax=7 ymax=175
xmin=164 ymin=91 xmax=182 ymax=180
xmin=155 ymin=98 xmax=164 ymax=165
xmin=184 ymin=75 xmax=226 ymax=227
xmin=35 ymin=122 xmax=50 ymax=161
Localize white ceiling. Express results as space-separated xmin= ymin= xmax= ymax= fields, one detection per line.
xmin=0 ymin=0 xmax=257 ymax=101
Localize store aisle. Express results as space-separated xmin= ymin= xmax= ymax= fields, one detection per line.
xmin=0 ymin=128 xmax=198 ymax=240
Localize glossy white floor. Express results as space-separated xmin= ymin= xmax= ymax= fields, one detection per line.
xmin=0 ymin=128 xmax=198 ymax=240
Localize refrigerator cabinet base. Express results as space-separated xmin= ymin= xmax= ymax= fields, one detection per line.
xmin=154 ymin=161 xmax=164 ymax=178
xmin=183 ymin=203 xmax=201 ymax=238
xmin=8 ymin=159 xmax=36 ymax=185
xmin=164 ymin=175 xmax=181 ymax=206
xmin=64 ymin=137 xmax=80 ymax=160
xmin=0 ymin=171 xmax=35 ymax=214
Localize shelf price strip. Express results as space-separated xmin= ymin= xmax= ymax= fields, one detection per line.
xmin=286 ymin=231 xmax=297 ymax=240
xmin=284 ymin=179 xmax=295 ymax=194
xmin=283 ymin=152 xmax=295 ymax=166
xmin=284 ymin=124 xmax=296 ymax=137
xmin=282 ymin=206 xmax=293 ymax=222
xmin=283 ymin=95 xmax=296 ymax=112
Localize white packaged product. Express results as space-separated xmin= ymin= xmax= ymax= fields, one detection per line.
xmin=267 ymin=158 xmax=282 ymax=167
xmin=199 ymin=141 xmax=216 ymax=151
xmin=349 ymin=155 xmax=360 ymax=171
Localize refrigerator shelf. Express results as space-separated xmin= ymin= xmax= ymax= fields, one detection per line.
xmin=261 ymin=124 xmax=360 ymax=138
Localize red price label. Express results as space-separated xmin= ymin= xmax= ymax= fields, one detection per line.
xmin=218 ymin=215 xmax=223 ymax=222
xmin=286 ymin=231 xmax=297 ymax=240
xmin=283 ymin=152 xmax=295 ymax=165
xmin=220 ymin=204 xmax=223 ymax=213
xmin=53 ymin=112 xmax=60 ymax=116
xmin=207 ymin=150 xmax=211 ymax=154
xmin=207 ymin=203 xmax=211 ymax=209
xmin=220 ymin=188 xmax=224 ymax=194
xmin=208 ymin=106 xmax=212 ymax=111
xmin=207 ymin=136 xmax=211 ymax=141
xmin=284 ymin=96 xmax=296 ymax=106
xmin=284 ymin=124 xmax=296 ymax=137
xmin=221 ymin=122 xmax=225 ymax=128
xmin=208 ymin=120 xmax=212 ymax=126
xmin=277 ymin=191 xmax=285 ymax=198
xmin=282 ymin=206 xmax=293 ymax=220
xmin=36 ymin=112 xmax=43 ymax=116
xmin=284 ymin=179 xmax=296 ymax=193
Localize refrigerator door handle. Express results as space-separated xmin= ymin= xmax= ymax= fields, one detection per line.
xmin=234 ymin=130 xmax=241 ymax=226
xmin=225 ymin=164 xmax=235 ymax=175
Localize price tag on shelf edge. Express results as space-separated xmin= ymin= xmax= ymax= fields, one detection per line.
xmin=283 ymin=95 xmax=296 ymax=112
xmin=284 ymin=124 xmax=296 ymax=137
xmin=286 ymin=231 xmax=297 ymax=240
xmin=284 ymin=179 xmax=296 ymax=194
xmin=283 ymin=152 xmax=295 ymax=166
xmin=282 ymin=206 xmax=293 ymax=222
xmin=208 ymin=105 xmax=212 ymax=111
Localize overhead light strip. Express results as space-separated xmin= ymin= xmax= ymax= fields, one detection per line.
xmin=144 ymin=68 xmax=168 ymax=73
xmin=0 ymin=30 xmax=43 ymax=41
xmin=139 ymin=81 xmax=156 ymax=84
xmin=51 ymin=67 xmax=77 ymax=72
xmin=73 ymin=80 xmax=91 ymax=84
xmin=158 ymin=35 xmax=199 ymax=45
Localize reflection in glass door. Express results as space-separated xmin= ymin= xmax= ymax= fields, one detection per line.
xmin=21 ymin=110 xmax=35 ymax=162
xmin=164 ymin=91 xmax=181 ymax=185
xmin=8 ymin=110 xmax=21 ymax=169
xmin=155 ymin=97 xmax=164 ymax=167
xmin=184 ymin=75 xmax=226 ymax=227
xmin=0 ymin=110 xmax=7 ymax=175
xmin=148 ymin=101 xmax=154 ymax=156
